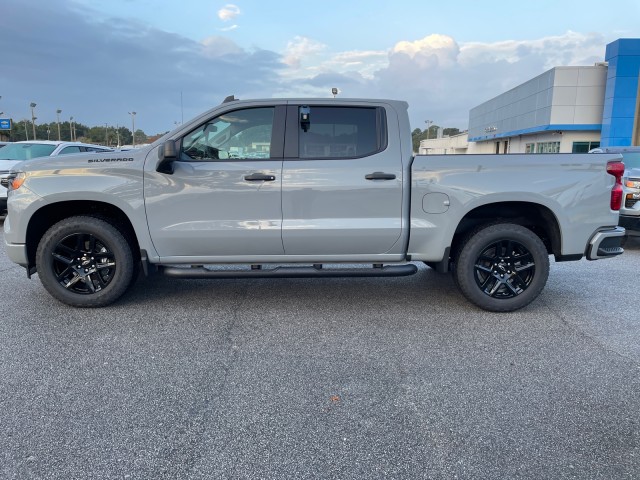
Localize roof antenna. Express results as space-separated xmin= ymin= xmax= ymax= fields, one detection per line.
xmin=223 ymin=95 xmax=237 ymax=103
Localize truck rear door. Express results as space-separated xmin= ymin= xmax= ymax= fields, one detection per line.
xmin=281 ymin=104 xmax=404 ymax=255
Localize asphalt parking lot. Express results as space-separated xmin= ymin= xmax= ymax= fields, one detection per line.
xmin=1 ymin=217 xmax=639 ymax=479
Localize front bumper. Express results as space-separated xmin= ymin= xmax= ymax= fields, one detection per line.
xmin=4 ymin=239 xmax=28 ymax=267
xmin=586 ymin=226 xmax=625 ymax=260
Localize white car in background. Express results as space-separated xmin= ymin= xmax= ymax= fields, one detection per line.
xmin=0 ymin=140 xmax=113 ymax=214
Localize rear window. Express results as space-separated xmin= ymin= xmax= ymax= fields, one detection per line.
xmin=298 ymin=106 xmax=386 ymax=159
xmin=0 ymin=143 xmax=57 ymax=160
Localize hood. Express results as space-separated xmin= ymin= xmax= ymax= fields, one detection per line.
xmin=16 ymin=149 xmax=149 ymax=174
xmin=626 ymin=166 xmax=640 ymax=177
xmin=0 ymin=159 xmax=22 ymax=173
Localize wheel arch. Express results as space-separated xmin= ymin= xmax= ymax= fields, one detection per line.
xmin=25 ymin=201 xmax=141 ymax=270
xmin=450 ymin=201 xmax=562 ymax=262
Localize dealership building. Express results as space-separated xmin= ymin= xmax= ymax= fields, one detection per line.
xmin=420 ymin=38 xmax=640 ymax=154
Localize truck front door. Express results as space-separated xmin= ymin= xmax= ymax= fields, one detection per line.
xmin=281 ymin=104 xmax=404 ymax=256
xmin=144 ymin=106 xmax=285 ymax=258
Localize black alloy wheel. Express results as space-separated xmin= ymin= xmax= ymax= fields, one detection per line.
xmin=36 ymin=216 xmax=135 ymax=307
xmin=454 ymin=223 xmax=550 ymax=312
xmin=473 ymin=239 xmax=535 ymax=299
xmin=51 ymin=232 xmax=117 ymax=294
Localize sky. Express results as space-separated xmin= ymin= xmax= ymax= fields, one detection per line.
xmin=1 ymin=0 xmax=639 ymax=135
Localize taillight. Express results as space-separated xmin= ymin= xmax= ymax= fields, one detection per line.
xmin=607 ymin=161 xmax=624 ymax=211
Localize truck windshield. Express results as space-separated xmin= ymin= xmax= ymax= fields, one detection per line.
xmin=0 ymin=143 xmax=57 ymax=160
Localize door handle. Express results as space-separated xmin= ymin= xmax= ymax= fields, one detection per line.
xmin=244 ymin=173 xmax=276 ymax=182
xmin=365 ymin=172 xmax=396 ymax=180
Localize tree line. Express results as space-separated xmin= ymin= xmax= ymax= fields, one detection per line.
xmin=4 ymin=119 xmax=459 ymax=151
xmin=1 ymin=119 xmax=150 ymax=146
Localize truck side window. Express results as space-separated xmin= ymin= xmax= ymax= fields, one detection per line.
xmin=59 ymin=146 xmax=83 ymax=155
xmin=181 ymin=107 xmax=275 ymax=161
xmin=298 ymin=107 xmax=386 ymax=159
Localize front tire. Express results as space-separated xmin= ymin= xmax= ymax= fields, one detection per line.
xmin=36 ymin=216 xmax=135 ymax=307
xmin=453 ymin=223 xmax=549 ymax=312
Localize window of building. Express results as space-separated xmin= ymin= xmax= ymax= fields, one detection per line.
xmin=536 ymin=142 xmax=560 ymax=153
xmin=571 ymin=141 xmax=600 ymax=153
xmin=525 ymin=143 xmax=535 ymax=153
xmin=299 ymin=107 xmax=385 ymax=159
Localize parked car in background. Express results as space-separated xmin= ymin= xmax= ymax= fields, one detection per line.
xmin=0 ymin=140 xmax=112 ymax=214
xmin=591 ymin=146 xmax=640 ymax=234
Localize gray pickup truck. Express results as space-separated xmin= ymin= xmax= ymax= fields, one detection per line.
xmin=2 ymin=97 xmax=626 ymax=311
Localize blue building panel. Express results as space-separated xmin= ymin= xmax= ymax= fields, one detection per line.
xmin=606 ymin=41 xmax=620 ymax=58
xmin=614 ymin=76 xmax=640 ymax=96
xmin=611 ymin=118 xmax=636 ymax=137
xmin=607 ymin=57 xmax=618 ymax=78
xmin=608 ymin=137 xmax=634 ymax=147
xmin=600 ymin=39 xmax=640 ymax=147
xmin=612 ymin=99 xmax=637 ymax=118
xmin=602 ymin=100 xmax=614 ymax=120
xmin=615 ymin=57 xmax=640 ymax=77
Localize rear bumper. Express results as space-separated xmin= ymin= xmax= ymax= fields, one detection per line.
xmin=586 ymin=226 xmax=625 ymax=260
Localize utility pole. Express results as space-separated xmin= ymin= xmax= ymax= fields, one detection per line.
xmin=56 ymin=109 xmax=62 ymax=141
xmin=425 ymin=120 xmax=433 ymax=140
xmin=30 ymin=102 xmax=37 ymax=139
xmin=128 ymin=111 xmax=136 ymax=147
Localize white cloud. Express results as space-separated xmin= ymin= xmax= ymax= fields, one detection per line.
xmin=393 ymin=34 xmax=459 ymax=68
xmin=373 ymin=31 xmax=607 ymax=129
xmin=201 ymin=35 xmax=244 ymax=57
xmin=459 ymin=31 xmax=605 ymax=70
xmin=283 ymin=36 xmax=327 ymax=68
xmin=277 ymin=31 xmax=610 ymax=130
xmin=218 ymin=4 xmax=240 ymax=21
xmin=220 ymin=24 xmax=239 ymax=32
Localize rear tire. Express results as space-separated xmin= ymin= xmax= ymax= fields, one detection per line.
xmin=36 ymin=216 xmax=135 ymax=307
xmin=453 ymin=223 xmax=549 ymax=312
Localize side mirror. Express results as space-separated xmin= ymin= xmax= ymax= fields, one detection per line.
xmin=300 ymin=106 xmax=311 ymax=132
xmin=157 ymin=140 xmax=177 ymax=174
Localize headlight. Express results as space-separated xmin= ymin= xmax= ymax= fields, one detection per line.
xmin=6 ymin=172 xmax=26 ymax=192
xmin=625 ymin=178 xmax=640 ymax=189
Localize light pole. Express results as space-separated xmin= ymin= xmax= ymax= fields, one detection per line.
xmin=56 ymin=109 xmax=62 ymax=141
xmin=47 ymin=128 xmax=51 ymax=140
xmin=70 ymin=116 xmax=74 ymax=141
xmin=104 ymin=123 xmax=109 ymax=146
xmin=128 ymin=111 xmax=136 ymax=147
xmin=30 ymin=102 xmax=37 ymax=139
xmin=425 ymin=120 xmax=433 ymax=140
